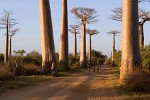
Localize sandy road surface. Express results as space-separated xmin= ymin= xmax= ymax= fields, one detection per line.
xmin=0 ymin=66 xmax=120 ymax=100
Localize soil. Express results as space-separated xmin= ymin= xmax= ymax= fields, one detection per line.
xmin=0 ymin=66 xmax=121 ymax=100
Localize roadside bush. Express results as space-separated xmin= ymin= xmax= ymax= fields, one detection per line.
xmin=58 ymin=61 xmax=70 ymax=72
xmin=24 ymin=64 xmax=42 ymax=76
xmin=69 ymin=56 xmax=80 ymax=69
xmin=121 ymin=69 xmax=150 ymax=93
xmin=0 ymin=66 xmax=15 ymax=81
xmin=141 ymin=45 xmax=150 ymax=71
xmin=23 ymin=51 xmax=42 ymax=66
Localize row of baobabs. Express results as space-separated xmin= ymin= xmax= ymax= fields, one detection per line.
xmin=1 ymin=0 xmax=149 ymax=83
xmin=39 ymin=0 xmax=150 ymax=83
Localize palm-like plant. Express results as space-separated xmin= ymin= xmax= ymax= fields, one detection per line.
xmin=68 ymin=25 xmax=80 ymax=56
xmin=107 ymin=30 xmax=120 ymax=66
xmin=86 ymin=29 xmax=99 ymax=65
xmin=71 ymin=7 xmax=98 ymax=68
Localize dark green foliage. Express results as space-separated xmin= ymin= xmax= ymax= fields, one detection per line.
xmin=58 ymin=61 xmax=70 ymax=72
xmin=23 ymin=51 xmax=42 ymax=66
xmin=69 ymin=55 xmax=80 ymax=70
xmin=0 ymin=54 xmax=4 ymax=63
xmin=141 ymin=45 xmax=150 ymax=70
xmin=91 ymin=49 xmax=106 ymax=65
xmin=113 ymin=50 xmax=121 ymax=67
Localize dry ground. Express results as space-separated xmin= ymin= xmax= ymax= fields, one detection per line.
xmin=0 ymin=66 xmax=121 ymax=100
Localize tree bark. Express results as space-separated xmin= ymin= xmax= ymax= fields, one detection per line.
xmin=80 ymin=23 xmax=87 ymax=68
xmin=59 ymin=0 xmax=68 ymax=68
xmin=88 ymin=34 xmax=91 ymax=65
xmin=9 ymin=36 xmax=12 ymax=57
xmin=4 ymin=16 xmax=9 ymax=64
xmin=120 ymin=0 xmax=141 ymax=82
xmin=73 ymin=31 xmax=77 ymax=56
xmin=139 ymin=24 xmax=144 ymax=48
xmin=39 ymin=0 xmax=56 ymax=71
xmin=112 ymin=34 xmax=115 ymax=66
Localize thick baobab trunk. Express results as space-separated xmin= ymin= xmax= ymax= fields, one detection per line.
xmin=88 ymin=34 xmax=91 ymax=64
xmin=112 ymin=34 xmax=115 ymax=65
xmin=120 ymin=0 xmax=140 ymax=82
xmin=73 ymin=31 xmax=77 ymax=56
xmin=39 ymin=0 xmax=57 ymax=71
xmin=139 ymin=24 xmax=144 ymax=48
xmin=4 ymin=17 xmax=9 ymax=64
xmin=59 ymin=0 xmax=69 ymax=69
xmin=80 ymin=23 xmax=87 ymax=68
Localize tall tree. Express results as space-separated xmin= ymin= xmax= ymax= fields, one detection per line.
xmin=107 ymin=30 xmax=120 ymax=66
xmin=9 ymin=29 xmax=19 ymax=56
xmin=59 ymin=0 xmax=69 ymax=69
xmin=68 ymin=25 xmax=80 ymax=56
xmin=0 ymin=10 xmax=17 ymax=64
xmin=109 ymin=4 xmax=150 ymax=48
xmin=120 ymin=0 xmax=141 ymax=83
xmin=39 ymin=0 xmax=57 ymax=73
xmin=139 ymin=9 xmax=150 ymax=48
xmin=71 ymin=7 xmax=98 ymax=68
xmin=86 ymin=29 xmax=99 ymax=65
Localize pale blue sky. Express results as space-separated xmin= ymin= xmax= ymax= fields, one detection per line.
xmin=0 ymin=0 xmax=150 ymax=57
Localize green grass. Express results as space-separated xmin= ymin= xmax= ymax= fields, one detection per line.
xmin=0 ymin=75 xmax=51 ymax=94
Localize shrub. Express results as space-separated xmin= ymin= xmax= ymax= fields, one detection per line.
xmin=121 ymin=69 xmax=150 ymax=93
xmin=58 ymin=61 xmax=70 ymax=72
xmin=23 ymin=64 xmax=42 ymax=76
xmin=0 ymin=67 xmax=15 ymax=81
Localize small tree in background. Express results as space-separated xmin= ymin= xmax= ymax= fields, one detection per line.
xmin=9 ymin=29 xmax=19 ymax=56
xmin=86 ymin=29 xmax=99 ymax=65
xmin=107 ymin=30 xmax=120 ymax=66
xmin=0 ymin=10 xmax=18 ymax=64
xmin=71 ymin=7 xmax=98 ymax=68
xmin=109 ymin=2 xmax=150 ymax=48
xmin=68 ymin=25 xmax=80 ymax=56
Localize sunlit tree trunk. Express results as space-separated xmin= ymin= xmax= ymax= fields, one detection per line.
xmin=59 ymin=0 xmax=69 ymax=68
xmin=120 ymin=0 xmax=140 ymax=83
xmin=4 ymin=16 xmax=9 ymax=64
xmin=74 ymin=31 xmax=77 ymax=56
xmin=139 ymin=24 xmax=144 ymax=48
xmin=39 ymin=0 xmax=57 ymax=71
xmin=80 ymin=23 xmax=86 ymax=68
xmin=112 ymin=34 xmax=115 ymax=65
xmin=88 ymin=34 xmax=91 ymax=64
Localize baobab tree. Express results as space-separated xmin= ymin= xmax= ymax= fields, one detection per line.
xmin=0 ymin=10 xmax=17 ymax=64
xmin=39 ymin=0 xmax=57 ymax=73
xmin=59 ymin=0 xmax=69 ymax=69
xmin=120 ymin=0 xmax=141 ymax=83
xmin=109 ymin=2 xmax=150 ymax=48
xmin=86 ymin=29 xmax=99 ymax=65
xmin=68 ymin=25 xmax=80 ymax=56
xmin=107 ymin=30 xmax=120 ymax=66
xmin=71 ymin=7 xmax=98 ymax=68
xmin=9 ymin=29 xmax=19 ymax=56
xmin=139 ymin=9 xmax=150 ymax=48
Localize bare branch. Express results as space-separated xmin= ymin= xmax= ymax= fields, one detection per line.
xmin=71 ymin=7 xmax=98 ymax=24
xmin=68 ymin=25 xmax=80 ymax=34
xmin=86 ymin=29 xmax=99 ymax=35
xmin=107 ymin=30 xmax=120 ymax=36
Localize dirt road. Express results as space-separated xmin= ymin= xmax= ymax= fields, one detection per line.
xmin=0 ymin=66 xmax=120 ymax=100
